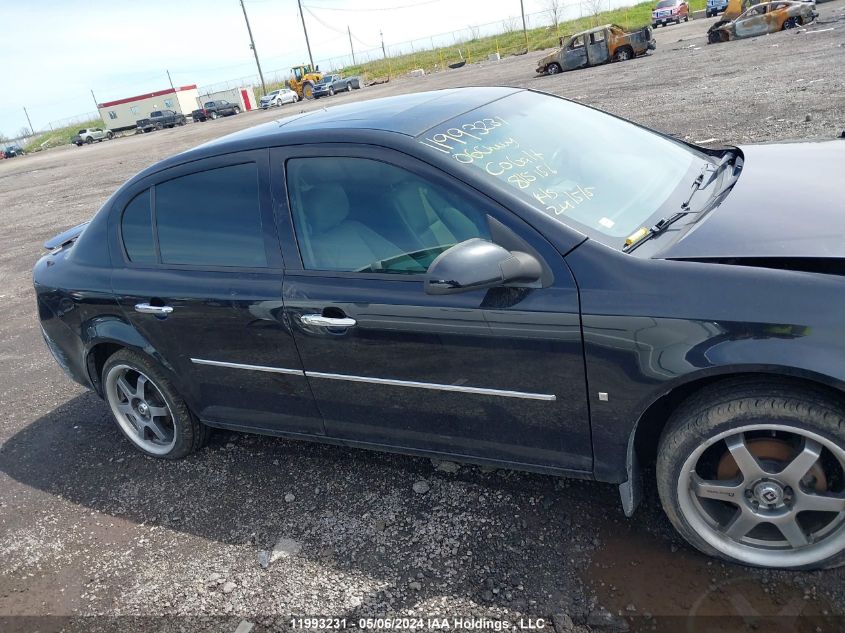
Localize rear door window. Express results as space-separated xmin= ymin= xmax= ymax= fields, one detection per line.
xmin=155 ymin=163 xmax=267 ymax=268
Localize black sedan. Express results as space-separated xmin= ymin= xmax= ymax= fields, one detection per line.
xmin=34 ymin=87 xmax=845 ymax=570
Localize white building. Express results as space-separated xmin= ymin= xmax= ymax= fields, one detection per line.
xmin=97 ymin=85 xmax=199 ymax=131
xmin=196 ymin=86 xmax=258 ymax=112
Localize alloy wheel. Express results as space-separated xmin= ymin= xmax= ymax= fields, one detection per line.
xmin=678 ymin=424 xmax=845 ymax=567
xmin=105 ymin=364 xmax=177 ymax=456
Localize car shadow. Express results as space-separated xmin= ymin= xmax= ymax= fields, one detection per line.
xmin=2 ymin=393 xmax=832 ymax=623
xmin=0 ymin=391 xmax=617 ymax=614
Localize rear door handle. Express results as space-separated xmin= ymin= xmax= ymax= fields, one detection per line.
xmin=300 ymin=314 xmax=356 ymax=328
xmin=135 ymin=303 xmax=174 ymax=316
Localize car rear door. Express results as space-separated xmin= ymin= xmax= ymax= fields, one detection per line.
xmin=586 ymin=31 xmax=609 ymax=65
xmin=109 ymin=149 xmax=324 ymax=436
xmin=270 ymin=145 xmax=592 ymax=473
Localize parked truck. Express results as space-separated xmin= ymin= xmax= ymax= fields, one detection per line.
xmin=536 ymin=24 xmax=656 ymax=75
xmin=136 ymin=110 xmax=187 ymax=133
xmin=191 ymin=100 xmax=241 ymax=122
xmin=312 ymin=74 xmax=362 ymax=98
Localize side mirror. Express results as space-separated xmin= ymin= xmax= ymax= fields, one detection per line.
xmin=425 ymin=238 xmax=542 ymax=295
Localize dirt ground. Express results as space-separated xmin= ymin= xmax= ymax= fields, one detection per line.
xmin=2 ymin=5 xmax=845 ymax=632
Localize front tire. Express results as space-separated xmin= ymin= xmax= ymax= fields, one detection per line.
xmin=547 ymin=62 xmax=562 ymax=75
xmin=102 ymin=349 xmax=209 ymax=459
xmin=657 ymin=379 xmax=845 ymax=570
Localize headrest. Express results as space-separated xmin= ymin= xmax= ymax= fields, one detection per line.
xmin=304 ymin=185 xmax=350 ymax=233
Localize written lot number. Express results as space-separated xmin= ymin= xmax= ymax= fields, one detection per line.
xmin=289 ymin=617 xmax=547 ymax=630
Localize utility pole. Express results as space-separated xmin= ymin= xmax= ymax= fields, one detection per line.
xmin=520 ymin=0 xmax=529 ymax=52
xmin=90 ymin=89 xmax=100 ymax=110
xmin=380 ymin=30 xmax=387 ymax=58
xmin=297 ymin=0 xmax=315 ymax=69
xmin=166 ymin=69 xmax=176 ymax=92
xmin=347 ymin=25 xmax=356 ymax=66
xmin=22 ymin=107 xmax=34 ymax=135
xmin=239 ymin=0 xmax=267 ymax=94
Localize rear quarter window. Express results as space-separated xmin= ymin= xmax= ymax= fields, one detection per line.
xmin=121 ymin=190 xmax=156 ymax=264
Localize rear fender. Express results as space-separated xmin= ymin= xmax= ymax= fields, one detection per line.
xmin=80 ymin=315 xmax=183 ymax=398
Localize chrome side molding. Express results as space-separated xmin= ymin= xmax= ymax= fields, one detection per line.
xmin=190 ymin=358 xmax=556 ymax=401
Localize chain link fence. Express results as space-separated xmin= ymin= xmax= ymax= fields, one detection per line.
xmin=196 ymin=0 xmax=645 ymax=97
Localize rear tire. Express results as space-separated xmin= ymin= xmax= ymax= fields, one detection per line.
xmin=657 ymin=379 xmax=845 ymax=570
xmin=102 ymin=349 xmax=209 ymax=460
xmin=233 ymin=106 xmax=240 ymax=114
xmin=106 ymin=131 xmax=114 ymax=140
xmin=613 ymin=46 xmax=633 ymax=61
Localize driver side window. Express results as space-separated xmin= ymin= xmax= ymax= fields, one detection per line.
xmin=286 ymin=157 xmax=489 ymax=273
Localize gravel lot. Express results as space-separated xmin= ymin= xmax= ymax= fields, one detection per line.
xmin=2 ymin=6 xmax=845 ymax=632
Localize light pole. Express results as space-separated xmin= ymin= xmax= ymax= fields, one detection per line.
xmin=297 ymin=0 xmax=315 ymax=69
xmin=239 ymin=0 xmax=267 ymax=94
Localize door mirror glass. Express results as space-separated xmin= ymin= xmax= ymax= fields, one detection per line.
xmin=425 ymin=238 xmax=542 ymax=295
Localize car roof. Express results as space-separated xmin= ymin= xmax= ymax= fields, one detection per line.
xmin=233 ymin=87 xmax=517 ymax=138
xmin=124 ymin=87 xmax=522 ymax=186
xmin=572 ymin=24 xmax=616 ymax=35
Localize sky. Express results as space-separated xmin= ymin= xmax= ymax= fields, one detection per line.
xmin=0 ymin=0 xmax=609 ymax=138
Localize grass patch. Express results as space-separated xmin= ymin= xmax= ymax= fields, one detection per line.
xmin=335 ymin=0 xmax=705 ymax=83
xmin=24 ymin=119 xmax=106 ymax=152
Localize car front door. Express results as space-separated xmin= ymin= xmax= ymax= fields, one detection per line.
xmin=734 ymin=5 xmax=770 ymax=36
xmin=271 ymin=146 xmax=592 ymax=473
xmin=109 ymin=150 xmax=324 ymax=436
xmin=563 ymin=36 xmax=588 ymax=70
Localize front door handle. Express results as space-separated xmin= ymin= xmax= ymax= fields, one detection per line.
xmin=300 ymin=313 xmax=356 ymax=328
xmin=135 ymin=303 xmax=174 ymax=316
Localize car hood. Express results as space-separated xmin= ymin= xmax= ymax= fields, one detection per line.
xmin=660 ymin=140 xmax=845 ymax=260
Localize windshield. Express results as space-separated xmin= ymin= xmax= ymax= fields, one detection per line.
xmin=417 ymin=90 xmax=705 ymax=243
xmin=656 ymin=0 xmax=677 ymax=7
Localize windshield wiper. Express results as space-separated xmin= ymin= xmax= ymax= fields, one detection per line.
xmin=623 ymin=152 xmax=737 ymax=253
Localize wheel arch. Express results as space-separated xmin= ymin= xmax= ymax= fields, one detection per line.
xmin=620 ymin=366 xmax=845 ymax=516
xmin=82 ymin=316 xmax=179 ymax=398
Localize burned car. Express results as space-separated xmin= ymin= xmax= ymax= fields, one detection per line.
xmin=708 ymin=0 xmax=818 ymax=43
xmin=34 ymin=87 xmax=845 ymax=570
xmin=536 ymin=24 xmax=655 ymax=74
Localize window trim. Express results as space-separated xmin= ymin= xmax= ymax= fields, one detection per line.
xmin=112 ymin=149 xmax=282 ymax=273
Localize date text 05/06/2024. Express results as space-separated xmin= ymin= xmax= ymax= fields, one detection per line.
xmin=289 ymin=618 xmax=549 ymax=631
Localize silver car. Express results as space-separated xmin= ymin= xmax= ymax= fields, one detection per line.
xmin=260 ymin=88 xmax=298 ymax=109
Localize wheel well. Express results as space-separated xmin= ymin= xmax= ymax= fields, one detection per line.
xmin=633 ymin=372 xmax=845 ymax=468
xmin=86 ymin=342 xmax=124 ymax=396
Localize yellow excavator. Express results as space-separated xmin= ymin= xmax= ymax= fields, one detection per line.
xmin=287 ymin=64 xmax=323 ymax=100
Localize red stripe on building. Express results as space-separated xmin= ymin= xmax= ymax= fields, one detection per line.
xmin=99 ymin=85 xmax=198 ymax=108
